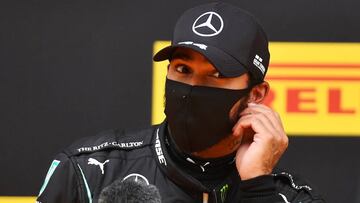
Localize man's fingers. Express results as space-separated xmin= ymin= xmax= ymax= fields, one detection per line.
xmin=234 ymin=103 xmax=288 ymax=151
xmin=240 ymin=103 xmax=285 ymax=132
xmin=233 ymin=114 xmax=273 ymax=138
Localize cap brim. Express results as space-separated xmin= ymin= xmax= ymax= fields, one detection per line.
xmin=153 ymin=44 xmax=247 ymax=77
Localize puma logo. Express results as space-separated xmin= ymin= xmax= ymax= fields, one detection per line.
xmin=87 ymin=158 xmax=109 ymax=174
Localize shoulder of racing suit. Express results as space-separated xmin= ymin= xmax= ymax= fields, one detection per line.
xmin=63 ymin=126 xmax=157 ymax=157
xmin=36 ymin=125 xmax=161 ymax=203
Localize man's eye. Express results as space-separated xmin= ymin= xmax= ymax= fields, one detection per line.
xmin=176 ymin=65 xmax=190 ymax=74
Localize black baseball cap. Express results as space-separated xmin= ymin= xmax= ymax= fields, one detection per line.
xmin=153 ymin=2 xmax=270 ymax=83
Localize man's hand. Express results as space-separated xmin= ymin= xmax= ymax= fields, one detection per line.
xmin=232 ymin=103 xmax=288 ymax=180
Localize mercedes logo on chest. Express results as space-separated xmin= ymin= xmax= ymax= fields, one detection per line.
xmin=192 ymin=11 xmax=224 ymax=37
xmin=122 ymin=173 xmax=150 ymax=185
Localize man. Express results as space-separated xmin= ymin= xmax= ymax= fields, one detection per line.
xmin=37 ymin=2 xmax=324 ymax=203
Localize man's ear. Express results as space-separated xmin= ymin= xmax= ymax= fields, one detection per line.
xmin=248 ymin=81 xmax=269 ymax=104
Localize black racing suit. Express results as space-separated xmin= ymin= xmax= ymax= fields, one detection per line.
xmin=36 ymin=121 xmax=325 ymax=203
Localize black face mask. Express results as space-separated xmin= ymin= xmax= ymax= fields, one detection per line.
xmin=164 ymin=78 xmax=251 ymax=154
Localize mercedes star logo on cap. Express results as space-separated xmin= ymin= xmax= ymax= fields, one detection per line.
xmin=192 ymin=11 xmax=224 ymax=37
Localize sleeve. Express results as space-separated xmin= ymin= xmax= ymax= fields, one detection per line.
xmin=238 ymin=174 xmax=326 ymax=203
xmin=36 ymin=153 xmax=81 ymax=203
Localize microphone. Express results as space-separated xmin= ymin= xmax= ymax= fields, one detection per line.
xmin=98 ymin=178 xmax=161 ymax=203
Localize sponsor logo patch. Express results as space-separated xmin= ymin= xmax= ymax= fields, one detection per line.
xmin=123 ymin=173 xmax=150 ymax=185
xmin=253 ymin=54 xmax=266 ymax=74
xmin=178 ymin=41 xmax=208 ymax=50
xmin=88 ymin=158 xmax=109 ymax=175
xmin=154 ymin=128 xmax=167 ymax=166
xmin=220 ymin=184 xmax=229 ymax=203
xmin=192 ymin=11 xmax=224 ymax=37
xmin=77 ymin=141 xmax=143 ymax=153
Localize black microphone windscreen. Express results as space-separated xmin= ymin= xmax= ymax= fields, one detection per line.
xmin=98 ymin=178 xmax=161 ymax=203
